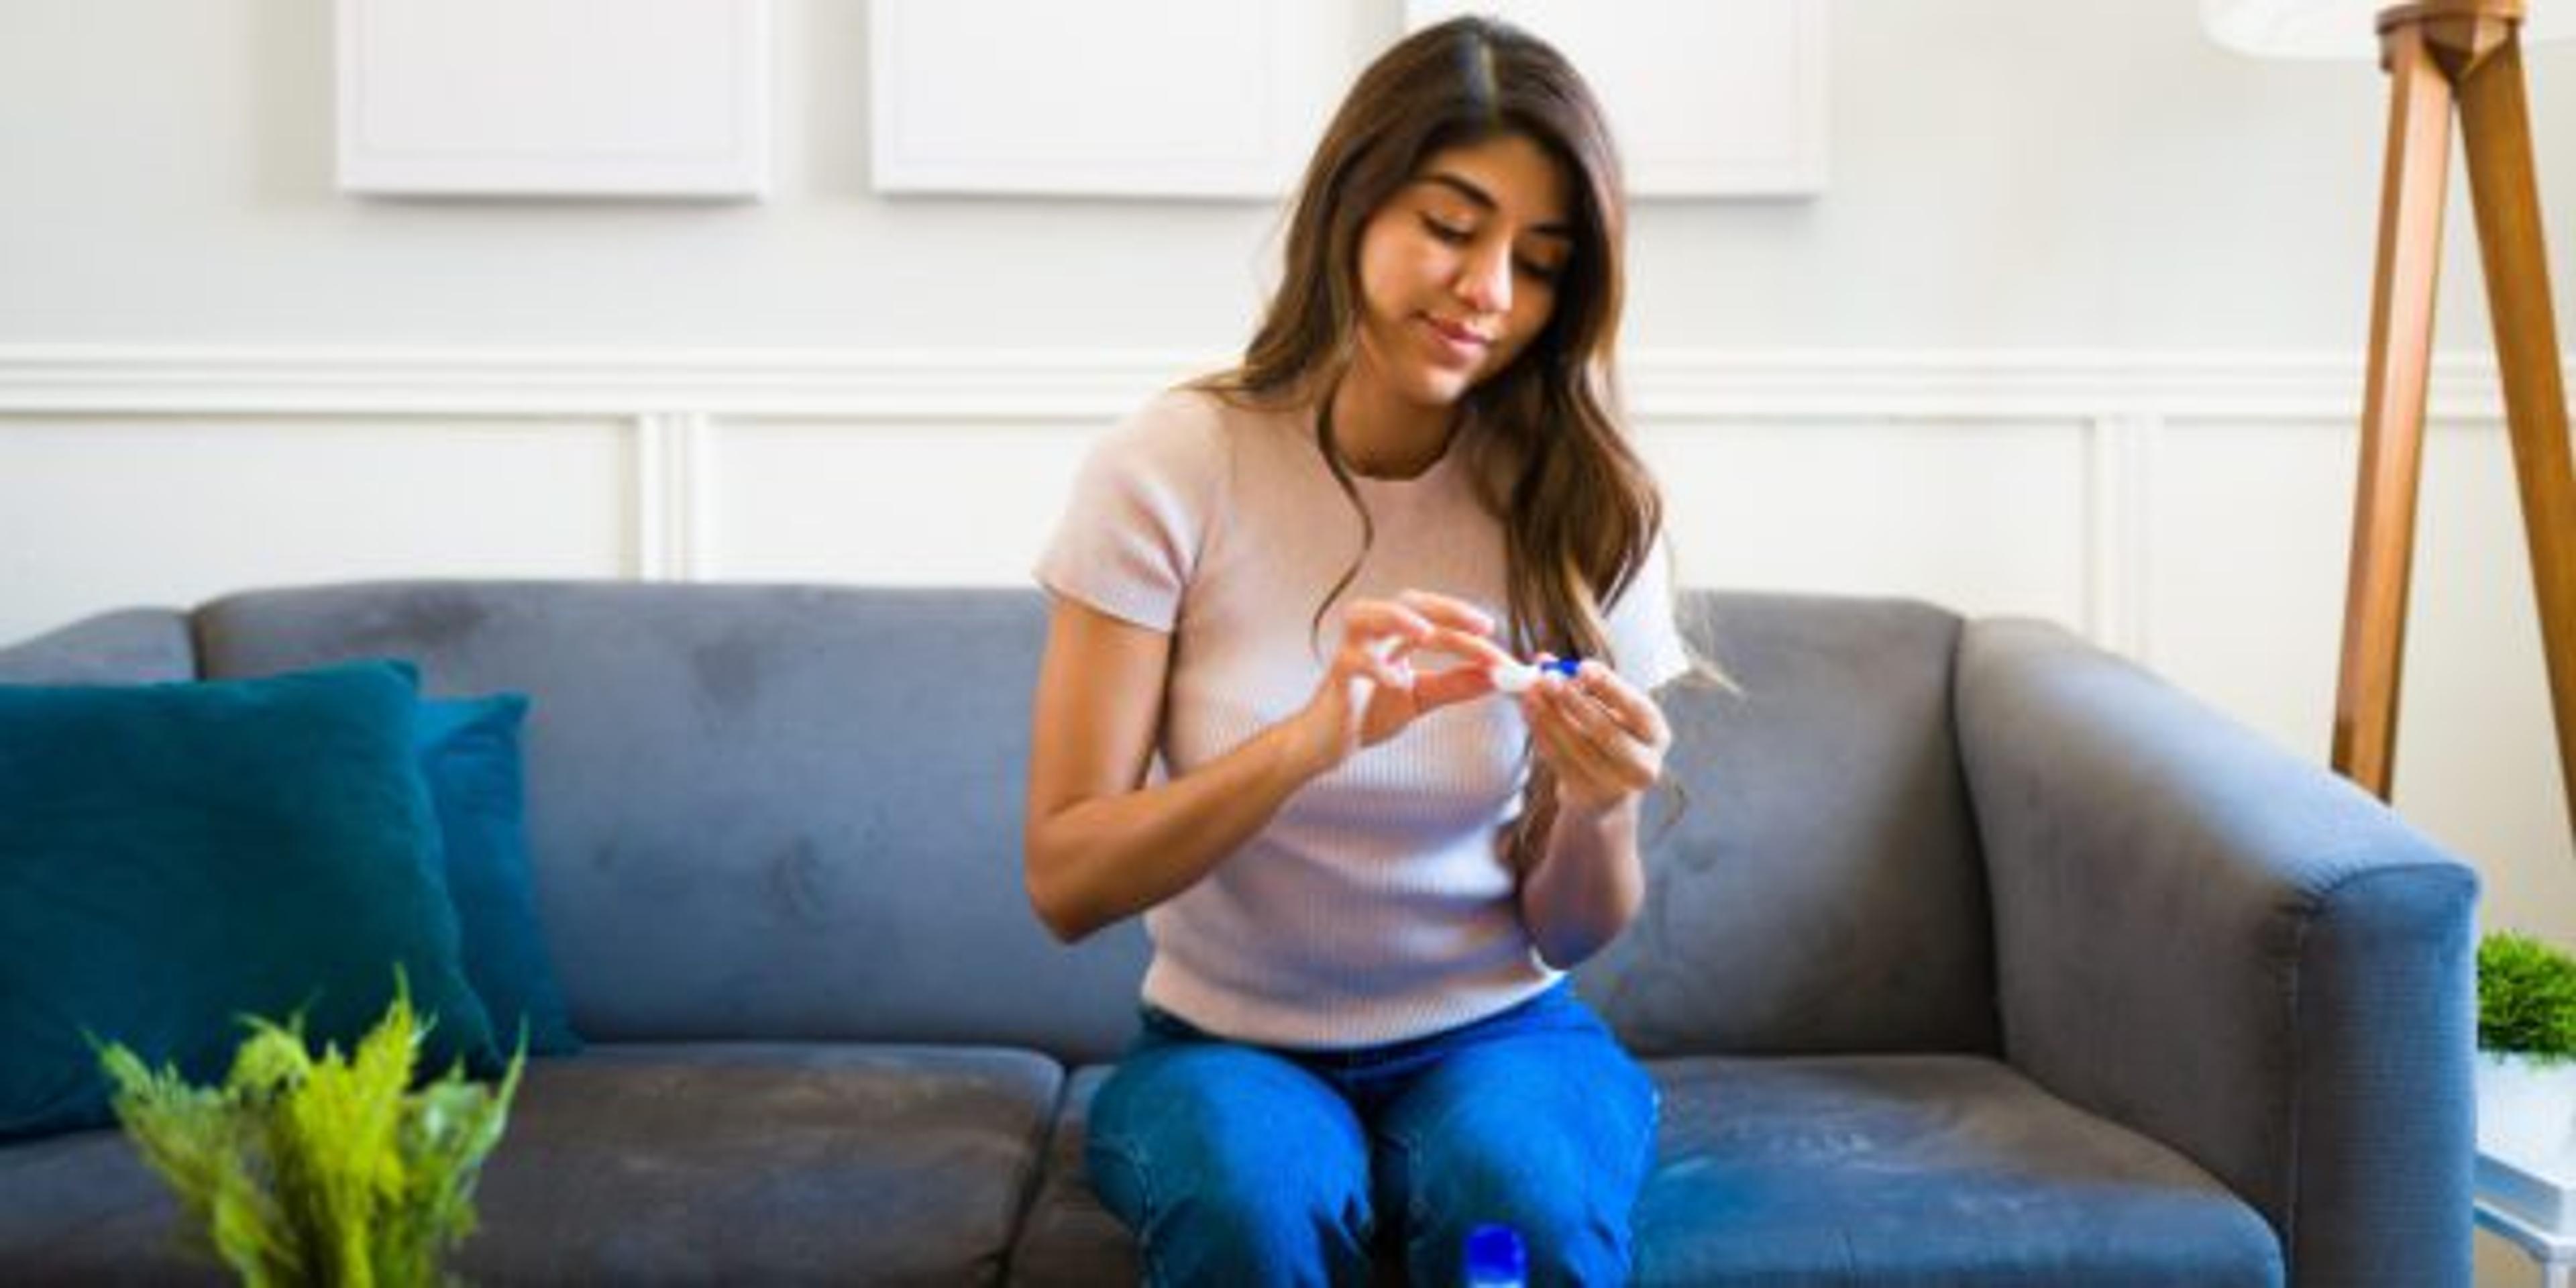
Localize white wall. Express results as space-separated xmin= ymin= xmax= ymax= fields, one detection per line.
xmin=5 ymin=0 xmax=2569 ymax=348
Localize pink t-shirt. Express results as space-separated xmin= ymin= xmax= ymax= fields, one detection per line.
xmin=1036 ymin=386 xmax=1691 ymax=1048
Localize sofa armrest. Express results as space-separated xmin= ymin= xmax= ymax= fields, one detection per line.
xmin=1955 ymin=618 xmax=2477 ymax=1288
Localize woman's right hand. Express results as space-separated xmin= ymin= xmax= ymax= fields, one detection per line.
xmin=1288 ymin=590 xmax=1515 ymax=775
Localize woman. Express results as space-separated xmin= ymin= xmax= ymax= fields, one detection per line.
xmin=1026 ymin=16 xmax=1688 ymax=1285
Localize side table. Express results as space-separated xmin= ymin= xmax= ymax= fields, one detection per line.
xmin=2479 ymin=1195 xmax=2576 ymax=1287
xmin=2479 ymin=1055 xmax=2576 ymax=1287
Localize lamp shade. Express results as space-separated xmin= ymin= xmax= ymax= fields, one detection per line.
xmin=2202 ymin=0 xmax=2575 ymax=58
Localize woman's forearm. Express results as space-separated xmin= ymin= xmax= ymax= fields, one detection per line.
xmin=1517 ymin=796 xmax=1646 ymax=969
xmin=1026 ymin=716 xmax=1330 ymax=943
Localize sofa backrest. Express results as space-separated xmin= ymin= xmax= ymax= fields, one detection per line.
xmin=1580 ymin=592 xmax=1999 ymax=1057
xmin=0 ymin=608 xmax=196 ymax=687
xmin=7 ymin=582 xmax=1998 ymax=1063
xmin=189 ymin=582 xmax=1152 ymax=1063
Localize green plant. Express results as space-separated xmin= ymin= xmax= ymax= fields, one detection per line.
xmin=2479 ymin=931 xmax=2576 ymax=1063
xmin=96 ymin=982 xmax=525 ymax=1287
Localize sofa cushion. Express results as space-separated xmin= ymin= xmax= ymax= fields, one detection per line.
xmin=1006 ymin=1054 xmax=2283 ymax=1287
xmin=0 ymin=1125 xmax=224 ymax=1285
xmin=457 ymin=1043 xmax=1059 ymax=1283
xmin=1637 ymin=1055 xmax=2283 ymax=1285
xmin=416 ymin=693 xmax=581 ymax=1057
xmin=0 ymin=1042 xmax=1063 ymax=1285
xmin=1007 ymin=1065 xmax=1130 ymax=1287
xmin=0 ymin=659 xmax=496 ymax=1139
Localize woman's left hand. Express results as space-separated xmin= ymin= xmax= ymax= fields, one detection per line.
xmin=1519 ymin=656 xmax=1672 ymax=818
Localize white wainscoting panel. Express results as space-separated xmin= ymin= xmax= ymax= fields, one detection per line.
xmin=704 ymin=419 xmax=1094 ymax=584
xmin=1639 ymin=417 xmax=2092 ymax=627
xmin=0 ymin=414 xmax=632 ymax=641
xmin=2143 ymin=416 xmax=2358 ymax=757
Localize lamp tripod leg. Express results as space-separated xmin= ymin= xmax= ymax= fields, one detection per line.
xmin=2334 ymin=21 xmax=2455 ymax=799
xmin=2456 ymin=34 xmax=2576 ymax=839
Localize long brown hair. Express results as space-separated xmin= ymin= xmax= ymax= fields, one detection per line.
xmin=1195 ymin=16 xmax=1676 ymax=868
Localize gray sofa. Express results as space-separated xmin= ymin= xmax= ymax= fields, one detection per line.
xmin=0 ymin=580 xmax=2476 ymax=1285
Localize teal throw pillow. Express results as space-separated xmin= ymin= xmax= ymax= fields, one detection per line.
xmin=415 ymin=694 xmax=581 ymax=1056
xmin=0 ymin=659 xmax=498 ymax=1140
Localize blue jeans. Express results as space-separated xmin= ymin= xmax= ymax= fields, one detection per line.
xmin=1084 ymin=982 xmax=1658 ymax=1287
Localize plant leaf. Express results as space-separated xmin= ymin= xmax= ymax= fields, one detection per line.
xmin=98 ymin=975 xmax=525 ymax=1287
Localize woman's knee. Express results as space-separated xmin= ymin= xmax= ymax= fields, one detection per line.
xmin=1090 ymin=1133 xmax=1375 ymax=1285
xmin=1171 ymin=1168 xmax=1377 ymax=1282
xmin=1087 ymin=1048 xmax=1378 ymax=1284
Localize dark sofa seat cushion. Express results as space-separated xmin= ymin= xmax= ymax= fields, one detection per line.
xmin=1008 ymin=1065 xmax=1128 ymax=1287
xmin=1638 ymin=1055 xmax=2284 ymax=1286
xmin=460 ymin=1043 xmax=1061 ymax=1285
xmin=0 ymin=1126 xmax=221 ymax=1286
xmin=0 ymin=1042 xmax=1063 ymax=1287
xmin=1005 ymin=1055 xmax=2284 ymax=1287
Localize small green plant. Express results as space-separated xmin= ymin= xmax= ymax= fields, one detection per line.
xmin=96 ymin=982 xmax=525 ymax=1287
xmin=2479 ymin=932 xmax=2576 ymax=1064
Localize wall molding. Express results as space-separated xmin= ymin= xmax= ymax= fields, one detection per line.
xmin=0 ymin=344 xmax=2536 ymax=423
xmin=633 ymin=412 xmax=710 ymax=583
xmin=2086 ymin=411 xmax=2156 ymax=659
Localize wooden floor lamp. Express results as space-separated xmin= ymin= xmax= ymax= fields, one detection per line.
xmin=2208 ymin=0 xmax=2576 ymax=834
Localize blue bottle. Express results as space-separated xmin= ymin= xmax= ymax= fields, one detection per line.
xmin=1464 ymin=1222 xmax=1527 ymax=1288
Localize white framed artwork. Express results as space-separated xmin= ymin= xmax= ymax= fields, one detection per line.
xmin=335 ymin=0 xmax=772 ymax=199
xmin=868 ymin=0 xmax=1363 ymax=200
xmin=1405 ymin=0 xmax=1829 ymax=198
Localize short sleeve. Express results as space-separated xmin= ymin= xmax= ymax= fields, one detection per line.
xmin=1032 ymin=392 xmax=1226 ymax=632
xmin=1605 ymin=537 xmax=1693 ymax=691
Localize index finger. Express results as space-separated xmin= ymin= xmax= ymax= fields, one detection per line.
xmin=1423 ymin=627 xmax=1517 ymax=670
xmin=1393 ymin=590 xmax=1498 ymax=637
xmin=1343 ymin=599 xmax=1437 ymax=645
xmin=1572 ymin=661 xmax=1670 ymax=745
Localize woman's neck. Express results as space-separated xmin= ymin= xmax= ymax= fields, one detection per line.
xmin=1329 ymin=360 xmax=1454 ymax=480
